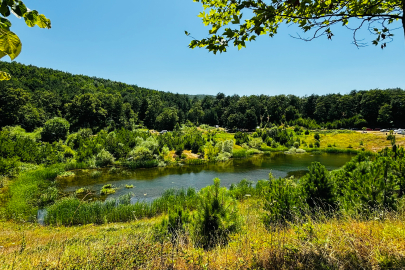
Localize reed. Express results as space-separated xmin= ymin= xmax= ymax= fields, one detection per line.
xmin=122 ymin=160 xmax=159 ymax=169
xmin=45 ymin=188 xmax=199 ymax=226
xmin=232 ymin=148 xmax=247 ymax=158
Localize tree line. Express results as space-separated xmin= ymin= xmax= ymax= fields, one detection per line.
xmin=1 ymin=62 xmax=404 ymax=132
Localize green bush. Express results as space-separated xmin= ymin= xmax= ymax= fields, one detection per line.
xmin=232 ymin=148 xmax=247 ymax=158
xmin=305 ymin=130 xmax=310 ymax=135
xmin=95 ymin=148 xmax=115 ymax=167
xmin=192 ymin=178 xmax=240 ymax=250
xmin=0 ymin=157 xmax=20 ymax=177
xmin=154 ymin=207 xmax=190 ymax=244
xmin=262 ymin=177 xmax=305 ymax=226
xmin=301 ymin=162 xmax=336 ymax=210
xmin=41 ymin=117 xmax=70 ymax=142
xmin=230 ymin=179 xmax=255 ymax=200
xmin=341 ymin=157 xmax=399 ymax=215
xmin=314 ymin=133 xmax=320 ymax=141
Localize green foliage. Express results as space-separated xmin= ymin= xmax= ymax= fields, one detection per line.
xmin=155 ymin=107 xmax=179 ymax=131
xmin=192 ymin=178 xmax=240 ymax=249
xmin=314 ymin=133 xmax=320 ymax=141
xmin=234 ymin=132 xmax=249 ymax=145
xmin=341 ymin=157 xmax=399 ymax=214
xmin=154 ymin=207 xmax=190 ymax=244
xmin=95 ymin=148 xmax=115 ymax=167
xmin=0 ymin=156 xmax=19 ymax=177
xmin=262 ymin=176 xmax=306 ymax=226
xmin=100 ymin=184 xmax=115 ymax=195
xmin=0 ymin=1 xmax=50 ymax=79
xmin=230 ymin=179 xmax=255 ymax=200
xmin=232 ymin=148 xmax=247 ymax=158
xmin=41 ymin=117 xmax=70 ymax=142
xmin=301 ymin=162 xmax=336 ymax=210
xmin=5 ymin=164 xmax=64 ymax=221
xmin=188 ymin=0 xmax=397 ymax=53
xmin=45 ymin=188 xmax=198 ymax=226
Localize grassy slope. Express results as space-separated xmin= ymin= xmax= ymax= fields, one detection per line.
xmin=298 ymin=131 xmax=405 ymax=152
xmin=1 ymin=200 xmax=405 ymax=269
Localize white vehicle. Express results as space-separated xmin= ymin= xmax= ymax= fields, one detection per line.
xmin=380 ymin=129 xmax=387 ymax=132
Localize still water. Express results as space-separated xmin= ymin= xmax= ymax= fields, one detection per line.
xmin=57 ymin=152 xmax=353 ymax=201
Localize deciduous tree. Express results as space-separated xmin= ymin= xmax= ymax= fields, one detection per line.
xmin=187 ymin=0 xmax=404 ymax=53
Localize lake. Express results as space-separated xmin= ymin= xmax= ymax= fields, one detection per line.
xmin=57 ymin=152 xmax=354 ymax=201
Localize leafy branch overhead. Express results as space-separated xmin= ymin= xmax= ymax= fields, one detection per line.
xmin=0 ymin=0 xmax=51 ymax=80
xmin=187 ymin=0 xmax=404 ymax=53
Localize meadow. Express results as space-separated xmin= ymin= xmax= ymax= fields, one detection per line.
xmin=2 ymin=124 xmax=405 ymax=269
xmin=2 ymin=199 xmax=405 ymax=269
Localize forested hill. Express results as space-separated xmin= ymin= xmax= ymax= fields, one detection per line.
xmin=0 ymin=61 xmax=404 ymax=132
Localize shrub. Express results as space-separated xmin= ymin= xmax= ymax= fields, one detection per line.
xmin=230 ymin=179 xmax=255 ymax=200
xmin=232 ymin=148 xmax=247 ymax=158
xmin=305 ymin=130 xmax=310 ymax=135
xmin=95 ymin=149 xmax=115 ymax=167
xmin=301 ymin=162 xmax=336 ymax=210
xmin=192 ymin=178 xmax=240 ymax=250
xmin=154 ymin=208 xmax=190 ymax=244
xmin=247 ymin=148 xmax=262 ymax=155
xmin=262 ymin=177 xmax=305 ymax=226
xmin=0 ymin=157 xmax=20 ymax=177
xmin=216 ymin=152 xmax=231 ymax=162
xmin=314 ymin=133 xmax=320 ymax=141
xmin=309 ymin=143 xmax=313 ymax=148
xmin=341 ymin=158 xmax=399 ymax=214
xmin=249 ymin=137 xmax=263 ymax=149
xmin=41 ymin=117 xmax=70 ymax=142
xmin=314 ymin=141 xmax=320 ymax=148
xmin=293 ymin=142 xmax=300 ymax=148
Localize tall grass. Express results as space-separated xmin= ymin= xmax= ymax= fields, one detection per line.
xmin=4 ymin=164 xmax=65 ymax=221
xmin=122 ymin=160 xmax=159 ymax=169
xmin=232 ymin=148 xmax=247 ymax=158
xmin=45 ymin=188 xmax=198 ymax=226
xmin=184 ymin=159 xmax=207 ymax=165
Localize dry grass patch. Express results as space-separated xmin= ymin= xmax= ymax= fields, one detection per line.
xmin=300 ymin=131 xmax=405 ymax=152
xmin=2 ymin=200 xmax=405 ymax=269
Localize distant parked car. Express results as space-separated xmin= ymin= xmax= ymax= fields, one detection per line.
xmin=380 ymin=129 xmax=387 ymax=132
xmin=160 ymin=130 xmax=168 ymax=134
xmin=374 ymin=128 xmax=381 ymax=131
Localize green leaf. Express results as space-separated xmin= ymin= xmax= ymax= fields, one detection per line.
xmin=0 ymin=3 xmax=10 ymax=17
xmin=23 ymin=10 xmax=39 ymax=27
xmin=232 ymin=15 xmax=240 ymax=24
xmin=36 ymin=14 xmax=51 ymax=29
xmin=0 ymin=71 xmax=11 ymax=80
xmin=0 ymin=29 xmax=22 ymax=60
xmin=12 ymin=1 xmax=28 ymax=17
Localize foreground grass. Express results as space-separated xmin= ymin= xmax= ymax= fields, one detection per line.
xmin=1 ymin=200 xmax=405 ymax=269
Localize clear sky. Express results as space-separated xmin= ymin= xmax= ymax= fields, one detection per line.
xmin=5 ymin=0 xmax=405 ymax=97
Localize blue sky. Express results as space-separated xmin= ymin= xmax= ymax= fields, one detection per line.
xmin=5 ymin=0 xmax=405 ymax=96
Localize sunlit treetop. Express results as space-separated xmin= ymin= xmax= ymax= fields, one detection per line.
xmin=186 ymin=0 xmax=404 ymax=54
xmin=0 ymin=0 xmax=51 ymax=80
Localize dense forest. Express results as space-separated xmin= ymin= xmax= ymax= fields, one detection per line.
xmin=0 ymin=62 xmax=404 ymax=132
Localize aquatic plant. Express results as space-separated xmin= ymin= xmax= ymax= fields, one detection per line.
xmin=100 ymin=184 xmax=115 ymax=195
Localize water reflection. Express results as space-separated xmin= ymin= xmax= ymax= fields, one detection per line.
xmin=57 ymin=152 xmax=353 ymax=201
